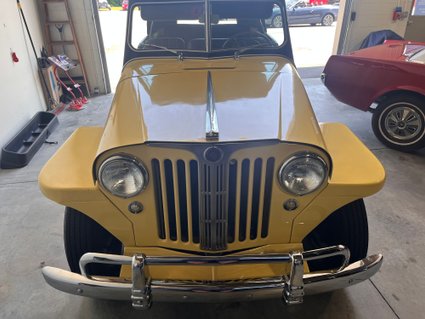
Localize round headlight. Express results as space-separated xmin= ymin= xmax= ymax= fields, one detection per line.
xmin=278 ymin=153 xmax=327 ymax=196
xmin=99 ymin=156 xmax=148 ymax=198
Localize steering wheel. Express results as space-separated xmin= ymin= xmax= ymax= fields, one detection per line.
xmin=222 ymin=30 xmax=275 ymax=49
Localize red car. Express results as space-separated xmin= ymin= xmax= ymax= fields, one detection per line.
xmin=323 ymin=40 xmax=425 ymax=151
xmin=122 ymin=0 xmax=128 ymax=11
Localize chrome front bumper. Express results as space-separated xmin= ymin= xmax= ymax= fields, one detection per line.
xmin=42 ymin=245 xmax=383 ymax=309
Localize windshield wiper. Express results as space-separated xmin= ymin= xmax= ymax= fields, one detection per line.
xmin=233 ymin=43 xmax=275 ymax=58
xmin=140 ymin=43 xmax=184 ymax=60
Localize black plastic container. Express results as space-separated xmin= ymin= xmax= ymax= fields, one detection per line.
xmin=1 ymin=112 xmax=59 ymax=169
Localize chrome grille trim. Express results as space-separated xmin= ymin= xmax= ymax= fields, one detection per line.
xmin=200 ymin=163 xmax=227 ymax=250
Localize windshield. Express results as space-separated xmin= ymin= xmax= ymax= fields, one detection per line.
xmin=408 ymin=48 xmax=425 ymax=64
xmin=129 ymin=0 xmax=285 ymax=56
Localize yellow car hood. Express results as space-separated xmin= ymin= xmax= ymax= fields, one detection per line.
xmin=97 ymin=57 xmax=325 ymax=155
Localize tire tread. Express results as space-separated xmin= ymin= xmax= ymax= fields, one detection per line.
xmin=64 ymin=207 xmax=123 ymax=276
xmin=303 ymin=199 xmax=369 ymax=271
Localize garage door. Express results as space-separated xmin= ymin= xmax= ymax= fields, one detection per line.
xmin=335 ymin=0 xmax=414 ymax=54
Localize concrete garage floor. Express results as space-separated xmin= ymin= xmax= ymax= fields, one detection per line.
xmin=1 ymin=77 xmax=424 ymax=318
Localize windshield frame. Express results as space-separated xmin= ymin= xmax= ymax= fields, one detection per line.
xmin=124 ymin=0 xmax=293 ymax=64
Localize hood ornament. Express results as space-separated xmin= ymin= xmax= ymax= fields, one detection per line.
xmin=205 ymin=72 xmax=219 ymax=140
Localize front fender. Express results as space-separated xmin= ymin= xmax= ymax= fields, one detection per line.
xmin=291 ymin=123 xmax=386 ymax=242
xmin=38 ymin=127 xmax=135 ymax=246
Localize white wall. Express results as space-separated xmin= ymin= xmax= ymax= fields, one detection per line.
xmin=334 ymin=0 xmax=413 ymax=54
xmin=0 ymin=0 xmax=46 ymax=157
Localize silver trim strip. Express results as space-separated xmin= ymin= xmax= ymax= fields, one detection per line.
xmin=205 ymin=71 xmax=219 ymax=140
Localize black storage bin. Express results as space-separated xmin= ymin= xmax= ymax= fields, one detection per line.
xmin=1 ymin=112 xmax=59 ymax=169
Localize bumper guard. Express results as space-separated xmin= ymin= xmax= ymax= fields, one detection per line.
xmin=42 ymin=245 xmax=383 ymax=309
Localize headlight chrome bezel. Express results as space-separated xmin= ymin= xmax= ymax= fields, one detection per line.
xmin=98 ymin=155 xmax=149 ymax=198
xmin=278 ymin=152 xmax=328 ymax=196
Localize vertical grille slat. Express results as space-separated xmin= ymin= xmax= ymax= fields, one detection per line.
xmin=238 ymin=159 xmax=250 ymax=242
xmin=245 ymin=160 xmax=255 ymax=241
xmin=176 ymin=160 xmax=189 ymax=242
xmin=152 ymin=159 xmax=166 ymax=239
xmin=261 ymin=158 xmax=275 ymax=238
xmin=190 ymin=160 xmax=200 ymax=243
xmin=159 ymin=160 xmax=171 ymax=239
xmin=185 ymin=161 xmax=194 ymax=243
xmin=250 ymin=158 xmax=263 ymax=240
xmin=233 ymin=160 xmax=242 ymax=243
xmin=256 ymin=159 xmax=267 ymax=238
xmin=201 ymin=164 xmax=208 ymax=248
xmin=220 ymin=165 xmax=225 ymax=246
xmin=227 ymin=160 xmax=237 ymax=243
xmin=152 ymin=151 xmax=275 ymax=249
xmin=172 ymin=161 xmax=182 ymax=241
xmin=164 ymin=160 xmax=177 ymax=241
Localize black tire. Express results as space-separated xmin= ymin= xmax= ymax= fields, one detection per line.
xmin=272 ymin=15 xmax=283 ymax=28
xmin=303 ymin=199 xmax=368 ymax=271
xmin=64 ymin=207 xmax=123 ymax=276
xmin=372 ymin=94 xmax=425 ymax=152
xmin=321 ymin=13 xmax=334 ymax=26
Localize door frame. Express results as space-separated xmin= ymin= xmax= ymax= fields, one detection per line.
xmin=333 ymin=0 xmax=353 ymax=55
xmin=90 ymin=0 xmax=111 ymax=94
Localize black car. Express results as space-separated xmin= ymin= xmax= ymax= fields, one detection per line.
xmin=266 ymin=0 xmax=339 ymax=27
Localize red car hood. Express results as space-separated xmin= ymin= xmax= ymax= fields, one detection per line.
xmin=348 ymin=40 xmax=425 ymax=62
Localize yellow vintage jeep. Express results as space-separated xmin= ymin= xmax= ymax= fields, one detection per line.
xmin=40 ymin=0 xmax=385 ymax=309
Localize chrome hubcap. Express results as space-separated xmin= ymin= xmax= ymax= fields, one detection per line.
xmin=384 ymin=105 xmax=423 ymax=141
xmin=323 ymin=15 xmax=333 ymax=25
xmin=273 ymin=16 xmax=282 ymax=27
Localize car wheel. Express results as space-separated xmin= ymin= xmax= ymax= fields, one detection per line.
xmin=321 ymin=14 xmax=334 ymax=26
xmin=64 ymin=207 xmax=123 ymax=276
xmin=372 ymin=94 xmax=425 ymax=152
xmin=303 ymin=199 xmax=368 ymax=271
xmin=272 ymin=15 xmax=283 ymax=28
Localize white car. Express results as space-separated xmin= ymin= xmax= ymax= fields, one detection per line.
xmin=97 ymin=0 xmax=111 ymax=10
